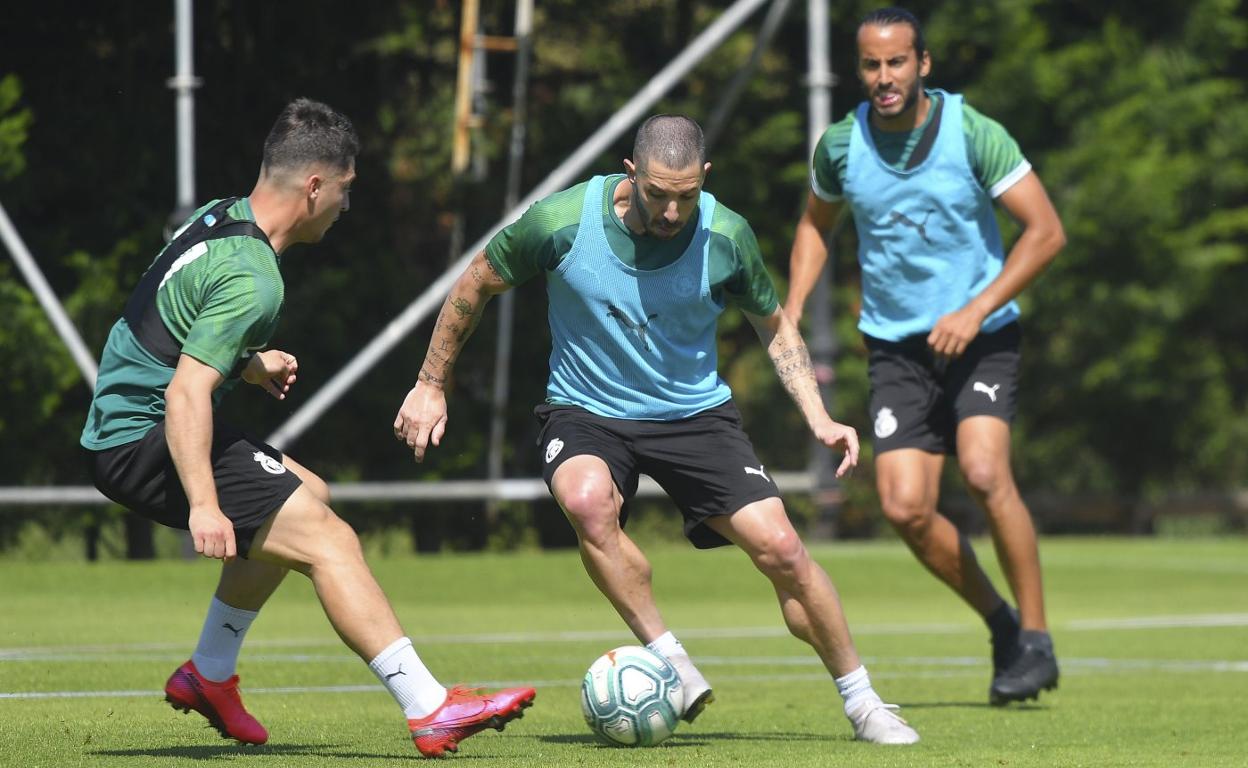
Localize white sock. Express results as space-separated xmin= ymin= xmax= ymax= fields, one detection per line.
xmin=646 ymin=631 xmax=684 ymax=660
xmin=834 ymin=665 xmax=880 ymax=715
xmin=647 ymin=630 xmax=711 ymax=702
xmin=368 ymin=636 xmax=447 ymax=719
xmin=191 ymin=597 xmax=258 ymax=682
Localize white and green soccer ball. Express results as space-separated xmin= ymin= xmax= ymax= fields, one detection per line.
xmin=580 ymin=645 xmax=685 ymax=747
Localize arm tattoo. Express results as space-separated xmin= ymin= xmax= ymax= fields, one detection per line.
xmin=418 ymin=368 xmax=446 ymax=386
xmin=451 ymin=297 xmax=474 ymax=320
xmin=770 ymin=335 xmax=819 ymax=409
xmin=419 ymin=285 xmax=493 ymax=385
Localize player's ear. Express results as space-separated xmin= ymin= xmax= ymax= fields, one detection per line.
xmin=702 ymin=162 xmax=712 ymax=181
xmin=919 ymin=50 xmax=931 ymax=78
xmin=623 ymin=158 xmax=637 ymax=181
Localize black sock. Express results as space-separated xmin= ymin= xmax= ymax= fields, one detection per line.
xmin=986 ymin=602 xmax=1020 ymax=645
xmin=1019 ymin=629 xmax=1053 ymax=651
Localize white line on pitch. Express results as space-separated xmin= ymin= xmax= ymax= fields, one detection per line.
xmin=2 ymin=613 xmax=1246 ymax=662
xmin=5 ymin=655 xmax=1248 ymax=701
xmin=1066 ymin=613 xmax=1248 ymax=630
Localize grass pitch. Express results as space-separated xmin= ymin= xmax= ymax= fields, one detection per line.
xmin=1 ymin=537 xmax=1245 ymax=767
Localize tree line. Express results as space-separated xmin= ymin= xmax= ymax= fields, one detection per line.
xmin=0 ymin=0 xmax=1244 ymax=555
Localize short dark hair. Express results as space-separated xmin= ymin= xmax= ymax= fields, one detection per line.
xmin=632 ymin=115 xmax=705 ymax=172
xmin=262 ymin=98 xmax=359 ymax=175
xmin=859 ymin=7 xmax=926 ymax=57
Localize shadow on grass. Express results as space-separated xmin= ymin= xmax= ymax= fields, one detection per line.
xmin=89 ymin=743 xmax=397 ymax=761
xmin=537 ymin=730 xmax=843 ymax=748
xmin=899 ymin=700 xmax=1050 ymax=711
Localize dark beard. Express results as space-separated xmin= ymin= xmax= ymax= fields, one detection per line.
xmin=630 ymin=183 xmax=658 ymax=237
xmin=871 ymin=78 xmax=923 ymax=120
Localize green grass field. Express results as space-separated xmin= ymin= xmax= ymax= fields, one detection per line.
xmin=2 ymin=537 xmax=1245 ymax=767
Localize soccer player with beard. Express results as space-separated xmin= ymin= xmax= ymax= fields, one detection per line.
xmin=394 ymin=114 xmax=921 ymax=745
xmin=786 ymin=7 xmax=1066 ymax=705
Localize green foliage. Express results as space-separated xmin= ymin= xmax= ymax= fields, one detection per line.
xmin=1 ymin=1 xmax=1245 ymax=551
xmin=0 ymin=74 xmax=31 ymax=181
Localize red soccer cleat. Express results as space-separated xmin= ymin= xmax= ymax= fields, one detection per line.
xmin=164 ymin=659 xmax=269 ymax=745
xmin=407 ymin=685 xmax=536 ymax=758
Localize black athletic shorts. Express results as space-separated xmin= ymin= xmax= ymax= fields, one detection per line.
xmin=865 ymin=322 xmax=1021 ymax=456
xmin=82 ymin=418 xmax=303 ymax=558
xmin=534 ymin=399 xmax=780 ymax=549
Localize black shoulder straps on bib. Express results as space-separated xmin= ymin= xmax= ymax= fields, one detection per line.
xmin=904 ymin=95 xmax=944 ymax=171
xmin=122 ymin=197 xmax=272 ymax=367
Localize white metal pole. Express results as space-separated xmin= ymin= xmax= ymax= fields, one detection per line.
xmin=0 ymin=202 xmax=98 ymax=388
xmin=487 ymin=0 xmax=535 ymax=482
xmin=269 ymin=0 xmax=771 ymax=449
xmin=806 ymin=0 xmax=841 ymax=533
xmin=807 ymin=0 xmax=832 ymax=152
xmin=169 ymin=0 xmax=200 ymax=210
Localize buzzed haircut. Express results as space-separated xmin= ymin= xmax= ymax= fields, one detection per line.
xmin=859 ymin=6 xmax=927 ymax=56
xmin=261 ymin=98 xmax=359 ymax=176
xmin=632 ymin=115 xmax=706 ymax=172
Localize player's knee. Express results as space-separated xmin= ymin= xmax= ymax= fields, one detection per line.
xmin=558 ymin=485 xmax=620 ymax=543
xmin=751 ymin=528 xmax=808 ymax=582
xmin=879 ymin=491 xmax=933 ymax=537
xmin=303 ymin=505 xmax=364 ymax=565
xmin=958 ymin=455 xmax=1008 ymax=498
xmin=302 ymin=473 xmax=331 ymax=505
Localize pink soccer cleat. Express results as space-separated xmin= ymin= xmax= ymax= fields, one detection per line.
xmin=407 ymin=685 xmax=536 ymax=757
xmin=164 ymin=659 xmax=268 ymax=745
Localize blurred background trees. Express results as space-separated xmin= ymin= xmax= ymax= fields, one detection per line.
xmin=0 ymin=0 xmax=1244 ymax=554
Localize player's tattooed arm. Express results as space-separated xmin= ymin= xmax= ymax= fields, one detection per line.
xmin=768 ymin=333 xmax=824 ymax=417
xmin=417 ymin=251 xmax=512 ymax=388
xmin=746 ymin=308 xmax=827 ymax=423
xmin=747 ymin=307 xmax=859 ymax=474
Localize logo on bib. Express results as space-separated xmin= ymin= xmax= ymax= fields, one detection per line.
xmin=252 ymin=451 xmax=287 ymax=475
xmin=607 ymin=304 xmax=659 ymax=352
xmin=874 ymin=407 xmax=898 ymax=439
xmin=674 ymin=273 xmax=698 ymax=298
xmin=545 ymin=438 xmax=565 ymax=464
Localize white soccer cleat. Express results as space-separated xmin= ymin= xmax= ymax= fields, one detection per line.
xmin=846 ymin=698 xmax=920 ymax=745
xmin=664 ymin=652 xmax=715 ymax=723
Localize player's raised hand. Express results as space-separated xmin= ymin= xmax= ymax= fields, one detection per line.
xmin=812 ymin=418 xmax=859 ymax=478
xmin=188 ymin=504 xmax=237 ymax=560
xmin=243 ymin=349 xmax=299 ymax=400
xmin=393 ymin=381 xmax=449 ymax=463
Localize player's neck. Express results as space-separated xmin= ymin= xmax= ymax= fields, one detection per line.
xmin=247 ymin=187 xmax=299 ymax=254
xmin=870 ymin=88 xmax=931 ymax=133
xmin=615 ymin=177 xmax=647 ymax=236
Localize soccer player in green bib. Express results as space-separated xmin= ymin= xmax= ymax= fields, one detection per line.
xmin=786 ymin=8 xmax=1067 ymax=705
xmin=81 ymin=99 xmax=533 ymax=757
xmin=394 ymin=115 xmax=920 ymax=745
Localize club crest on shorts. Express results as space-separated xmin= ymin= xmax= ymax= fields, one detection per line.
xmin=545 ymin=437 xmax=565 ymax=464
xmin=252 ymin=450 xmax=287 ymax=475
xmin=874 ymin=407 xmax=898 ymax=439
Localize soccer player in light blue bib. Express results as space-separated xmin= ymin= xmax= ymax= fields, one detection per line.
xmin=786 ymin=7 xmax=1067 ymax=705
xmin=396 ymin=115 xmax=920 ymax=745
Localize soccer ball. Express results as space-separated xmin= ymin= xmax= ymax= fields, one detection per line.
xmin=580 ymin=645 xmax=685 ymax=747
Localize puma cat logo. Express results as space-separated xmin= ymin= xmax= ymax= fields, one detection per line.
xmin=607 ymin=304 xmax=659 ymax=351
xmin=973 ymin=381 xmax=1001 ymax=402
xmin=384 ymin=665 xmax=407 ymax=682
xmin=888 ymin=209 xmax=936 ymax=244
xmin=744 ymin=465 xmax=771 ymax=483
xmin=222 ymin=623 xmax=245 ymax=637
